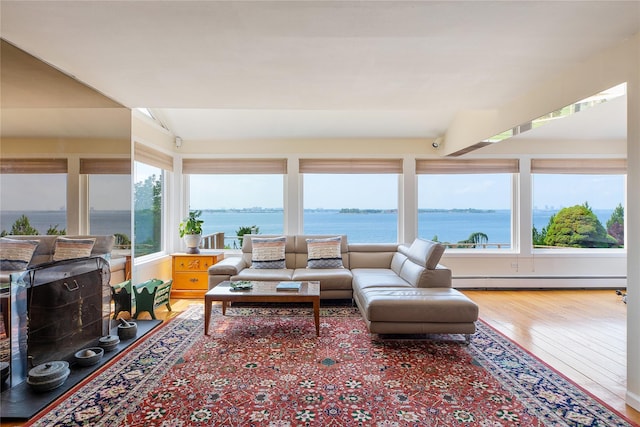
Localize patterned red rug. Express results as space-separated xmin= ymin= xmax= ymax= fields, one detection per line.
xmin=25 ymin=304 xmax=637 ymax=426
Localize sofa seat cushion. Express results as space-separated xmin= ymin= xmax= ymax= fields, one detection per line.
xmin=358 ymin=287 xmax=478 ymax=324
xmin=292 ymin=268 xmax=353 ymax=290
xmin=232 ymin=268 xmax=294 ymax=282
xmin=351 ymin=268 xmax=413 ymax=290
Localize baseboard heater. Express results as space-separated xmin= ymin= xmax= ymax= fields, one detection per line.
xmin=452 ymin=275 xmax=627 ymax=289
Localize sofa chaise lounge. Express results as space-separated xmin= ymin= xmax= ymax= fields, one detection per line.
xmin=208 ymin=235 xmax=478 ymax=339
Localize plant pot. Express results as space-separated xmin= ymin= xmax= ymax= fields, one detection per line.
xmin=183 ymin=234 xmax=202 ymax=254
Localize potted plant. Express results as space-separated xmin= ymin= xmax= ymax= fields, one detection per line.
xmin=179 ymin=210 xmax=204 ymax=254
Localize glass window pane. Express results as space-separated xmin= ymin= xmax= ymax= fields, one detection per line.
xmin=532 ymin=174 xmax=625 ymax=248
xmin=303 ymin=174 xmax=398 ymax=243
xmin=417 ymin=174 xmax=512 ymax=249
xmin=0 ymin=174 xmax=67 ymax=235
xmin=88 ymin=174 xmax=131 ymax=250
xmin=134 ymin=162 xmax=163 ymax=256
xmin=189 ymin=174 xmax=284 ymax=249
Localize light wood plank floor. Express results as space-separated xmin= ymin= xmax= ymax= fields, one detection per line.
xmin=2 ymin=289 xmax=638 ymax=426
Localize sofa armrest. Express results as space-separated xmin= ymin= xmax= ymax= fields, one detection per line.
xmin=207 ymin=256 xmax=246 ymax=276
xmin=417 ymin=265 xmax=452 ymax=288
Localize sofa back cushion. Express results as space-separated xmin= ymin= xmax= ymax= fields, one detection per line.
xmin=398 ymin=258 xmax=426 ymax=286
xmin=398 ymin=238 xmax=445 ymax=270
xmin=348 ymin=243 xmax=398 ymax=269
xmin=390 ymin=252 xmax=407 ymax=275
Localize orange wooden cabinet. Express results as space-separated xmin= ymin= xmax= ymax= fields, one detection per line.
xmin=171 ymin=252 xmax=224 ymax=298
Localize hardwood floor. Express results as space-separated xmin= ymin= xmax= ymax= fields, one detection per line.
xmin=2 ymin=290 xmax=638 ymax=426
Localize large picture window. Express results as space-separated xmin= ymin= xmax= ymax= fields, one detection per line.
xmin=0 ymin=159 xmax=68 ymax=236
xmin=417 ymin=159 xmax=517 ymax=249
xmin=183 ymin=159 xmax=286 ymax=249
xmin=531 ymin=159 xmax=625 ymax=249
xmin=81 ymin=158 xmax=131 ymax=249
xmin=300 ymin=159 xmax=401 ymax=243
xmin=134 ymin=143 xmax=172 ymax=257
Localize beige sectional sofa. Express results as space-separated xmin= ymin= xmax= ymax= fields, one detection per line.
xmin=208 ymin=235 xmax=478 ymax=340
xmin=0 ymin=234 xmax=126 ymax=285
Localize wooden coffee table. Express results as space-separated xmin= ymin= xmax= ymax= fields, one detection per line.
xmin=204 ymin=281 xmax=321 ymax=336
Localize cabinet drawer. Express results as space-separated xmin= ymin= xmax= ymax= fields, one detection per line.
xmin=173 ymin=256 xmax=214 ymax=273
xmin=173 ymin=272 xmax=209 ymax=290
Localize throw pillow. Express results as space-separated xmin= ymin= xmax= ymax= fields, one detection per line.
xmin=307 ymin=236 xmax=343 ymax=269
xmin=0 ymin=237 xmax=39 ymax=271
xmin=52 ymin=237 xmax=96 ymax=261
xmin=251 ymin=236 xmax=286 ymax=269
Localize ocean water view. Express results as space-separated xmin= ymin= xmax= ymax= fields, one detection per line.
xmin=0 ymin=210 xmax=131 ymax=238
xmin=1 ymin=209 xmax=616 ymax=247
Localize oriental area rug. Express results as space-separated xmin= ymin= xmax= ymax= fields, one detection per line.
xmin=25 ymin=304 xmax=637 ymax=427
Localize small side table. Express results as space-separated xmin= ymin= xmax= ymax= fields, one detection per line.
xmin=171 ymin=252 xmax=224 ymax=299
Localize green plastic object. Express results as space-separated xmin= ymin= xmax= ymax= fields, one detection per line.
xmin=132 ymin=278 xmax=173 ymax=320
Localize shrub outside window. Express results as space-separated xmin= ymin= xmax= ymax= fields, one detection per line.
xmin=532 ymin=159 xmax=625 ymax=249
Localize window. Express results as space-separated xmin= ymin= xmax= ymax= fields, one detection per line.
xmin=300 ymin=159 xmax=402 ymax=243
xmin=183 ymin=159 xmax=286 ymax=249
xmin=88 ymin=175 xmax=131 ymax=243
xmin=0 ymin=174 xmax=67 ymax=235
xmin=417 ymin=159 xmax=517 ymax=249
xmin=81 ymin=158 xmax=131 ymax=249
xmin=0 ymin=159 xmax=68 ymax=235
xmin=134 ymin=162 xmax=163 ymax=256
xmin=532 ymin=159 xmax=625 ymax=249
xmin=134 ymin=143 xmax=173 ymax=257
xmin=189 ymin=175 xmax=284 ymax=249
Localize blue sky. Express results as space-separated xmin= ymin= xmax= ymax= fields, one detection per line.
xmin=0 ymin=172 xmax=624 ymax=212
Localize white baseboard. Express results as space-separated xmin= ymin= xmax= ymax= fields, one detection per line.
xmin=452 ymin=276 xmax=627 ymax=289
xmin=626 ymin=390 xmax=640 ymax=412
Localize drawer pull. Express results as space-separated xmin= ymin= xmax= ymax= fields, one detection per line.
xmin=189 ymin=277 xmax=199 ymax=283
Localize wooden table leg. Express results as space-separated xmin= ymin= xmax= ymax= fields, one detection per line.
xmin=221 ymin=300 xmax=227 ymax=315
xmin=313 ymin=298 xmax=320 ymax=336
xmin=204 ymin=296 xmax=212 ymax=336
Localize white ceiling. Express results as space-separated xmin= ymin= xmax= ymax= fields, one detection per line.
xmin=1 ymin=1 xmax=638 ymax=142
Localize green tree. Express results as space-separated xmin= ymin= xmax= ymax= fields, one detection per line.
xmin=544 ymin=203 xmax=617 ymax=248
xmin=458 ymin=232 xmax=488 ymax=248
xmin=235 ymin=225 xmax=259 ymax=248
xmin=532 ymin=220 xmax=551 ymax=247
xmin=1 ymin=214 xmax=39 ymax=236
xmin=46 ymin=224 xmax=66 ymax=235
xmin=606 ymin=203 xmax=624 ymax=246
xmin=134 ymin=174 xmax=162 ymax=255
